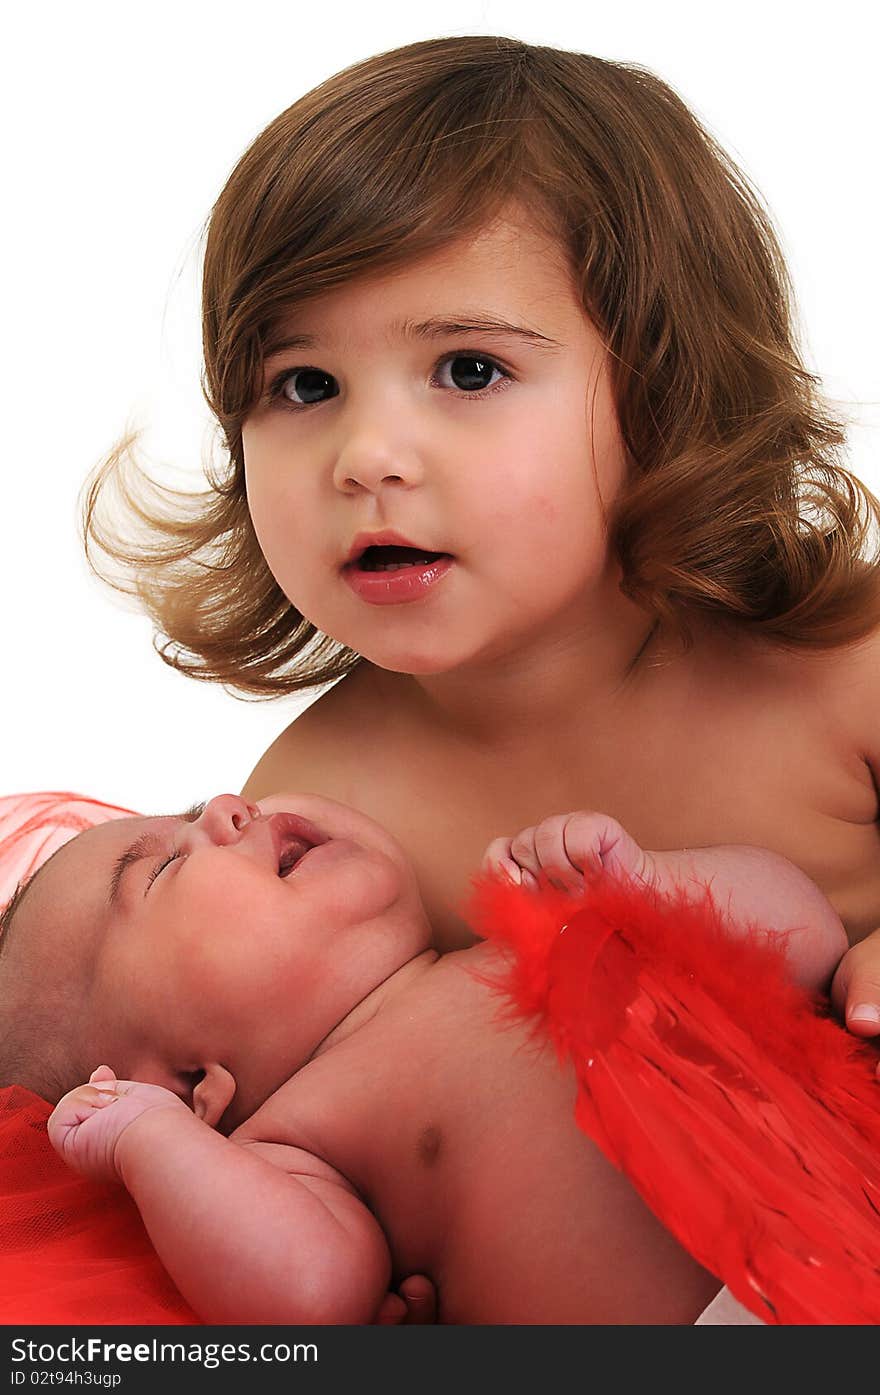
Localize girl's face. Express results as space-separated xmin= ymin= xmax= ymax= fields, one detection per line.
xmin=242 ymin=208 xmax=632 ymax=675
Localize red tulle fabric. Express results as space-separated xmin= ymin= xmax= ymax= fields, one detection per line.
xmin=0 ymin=791 xmax=137 ymax=907
xmin=0 ymin=1087 xmax=197 ymax=1324
xmin=0 ymin=792 xmax=197 ymax=1324
xmin=468 ymin=873 xmax=880 ymax=1325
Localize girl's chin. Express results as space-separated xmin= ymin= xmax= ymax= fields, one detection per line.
xmin=331 ymin=638 xmax=471 ymax=676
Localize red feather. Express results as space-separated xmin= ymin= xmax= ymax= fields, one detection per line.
xmin=467 ymin=873 xmax=880 ymax=1325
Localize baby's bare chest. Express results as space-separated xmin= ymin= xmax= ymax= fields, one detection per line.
xmin=289 ymin=972 xmax=715 ymax=1322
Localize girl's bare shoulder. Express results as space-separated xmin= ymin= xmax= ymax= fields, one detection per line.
xmin=686 ymin=617 xmax=880 ymax=786
xmin=241 ymin=663 xmax=400 ymax=802
xmin=690 ymin=614 xmax=880 ymax=703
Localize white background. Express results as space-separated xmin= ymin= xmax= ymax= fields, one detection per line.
xmin=3 ymin=0 xmax=878 ymax=816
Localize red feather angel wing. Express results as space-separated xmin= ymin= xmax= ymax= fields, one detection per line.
xmin=468 ymin=874 xmax=880 ymax=1325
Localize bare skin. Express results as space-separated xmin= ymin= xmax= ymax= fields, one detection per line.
xmin=52 ymin=951 xmax=721 ymax=1325
xmin=227 ymin=943 xmax=720 ymax=1325
xmin=239 ymin=204 xmax=880 ymax=1023
xmin=244 ymin=620 xmax=880 ymax=955
xmin=48 ymin=802 xmax=848 ymax=1324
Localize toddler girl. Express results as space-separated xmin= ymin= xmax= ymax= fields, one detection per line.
xmin=84 ymin=36 xmax=880 ymax=1021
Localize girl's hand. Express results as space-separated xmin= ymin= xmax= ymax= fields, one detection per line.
xmin=482 ymin=810 xmax=654 ymax=893
xmin=831 ymin=930 xmax=880 ymax=1063
xmin=374 ymin=1274 xmax=437 ymax=1324
xmin=48 ymin=1066 xmax=188 ymax=1184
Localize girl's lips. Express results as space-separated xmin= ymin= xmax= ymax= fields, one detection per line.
xmin=342 ymin=555 xmax=454 ymax=605
xmin=344 ymin=530 xmax=439 ymax=564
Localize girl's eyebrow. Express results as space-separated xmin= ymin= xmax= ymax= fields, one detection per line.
xmin=263 ymin=314 xmax=563 ymax=358
xmin=107 ymin=801 xmax=206 ymax=906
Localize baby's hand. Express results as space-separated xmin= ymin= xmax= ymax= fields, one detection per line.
xmin=831 ymin=930 xmax=880 ymax=1062
xmin=482 ymin=811 xmax=654 ymax=893
xmin=374 ymin=1274 xmax=437 ymax=1325
xmin=48 ymin=1066 xmax=188 ymax=1185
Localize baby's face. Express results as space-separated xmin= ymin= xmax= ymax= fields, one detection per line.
xmin=20 ymin=793 xmax=431 ymax=1121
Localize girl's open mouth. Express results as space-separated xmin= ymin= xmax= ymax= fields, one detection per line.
xmin=342 ymin=546 xmax=454 ymax=605
xmin=350 ymin=544 xmax=451 ymax=573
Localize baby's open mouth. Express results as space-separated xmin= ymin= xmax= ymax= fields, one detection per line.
xmin=350 ymin=545 xmax=451 ymax=573
xmin=278 ymin=837 xmax=314 ymax=876
xmin=268 ymin=813 xmax=329 ymax=878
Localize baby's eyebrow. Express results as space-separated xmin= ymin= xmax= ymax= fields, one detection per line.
xmin=263 ymin=313 xmax=563 ymax=358
xmin=108 ymin=831 xmax=163 ymax=906
xmin=107 ymin=801 xmax=206 ymax=906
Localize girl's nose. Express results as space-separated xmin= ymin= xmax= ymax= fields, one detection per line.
xmin=193 ymin=794 xmax=258 ymax=846
xmin=332 ymin=430 xmax=424 ymax=496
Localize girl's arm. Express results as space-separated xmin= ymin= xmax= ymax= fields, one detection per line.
xmin=831 ymin=931 xmax=880 ymax=1047
xmin=48 ymin=1077 xmax=390 ymax=1325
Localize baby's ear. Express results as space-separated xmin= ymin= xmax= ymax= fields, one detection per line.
xmin=191 ymin=1063 xmax=236 ymax=1127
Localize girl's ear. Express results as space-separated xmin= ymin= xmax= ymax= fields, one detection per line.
xmin=191 ymin=1063 xmax=236 ymax=1127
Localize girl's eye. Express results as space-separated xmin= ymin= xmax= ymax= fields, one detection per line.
xmin=273 ymin=367 xmax=339 ymax=408
xmin=433 ymin=355 xmax=507 ymax=395
xmin=146 ymin=851 xmax=183 ymax=892
xmin=265 ymin=353 xmax=510 ymax=409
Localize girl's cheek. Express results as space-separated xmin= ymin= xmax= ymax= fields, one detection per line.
xmin=530 ymin=494 xmax=562 ymax=527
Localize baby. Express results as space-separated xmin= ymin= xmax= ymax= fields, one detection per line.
xmin=0 ymin=795 xmax=845 ymax=1324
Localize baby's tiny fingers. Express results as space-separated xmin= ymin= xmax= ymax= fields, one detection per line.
xmin=482 ymin=838 xmax=522 ymax=884
xmin=47 ymin=1086 xmax=120 ymax=1158
xmin=398 ymin=1274 xmax=437 ymax=1324
xmin=89 ymin=1065 xmax=117 ymax=1086
xmin=64 ymin=1085 xmax=120 ymax=1120
xmin=507 ymin=828 xmax=542 ymax=881
xmin=533 ymin=815 xmax=587 ymax=891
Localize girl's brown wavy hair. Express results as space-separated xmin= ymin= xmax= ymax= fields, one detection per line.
xmin=83 ymin=34 xmax=880 ymax=696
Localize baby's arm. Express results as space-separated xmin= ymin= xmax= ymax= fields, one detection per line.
xmin=48 ymin=1071 xmax=390 ymax=1325
xmin=484 ymin=811 xmax=847 ymax=995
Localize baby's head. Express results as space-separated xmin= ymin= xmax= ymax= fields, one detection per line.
xmin=0 ymin=794 xmax=431 ymax=1129
xmin=85 ymin=35 xmax=864 ymax=693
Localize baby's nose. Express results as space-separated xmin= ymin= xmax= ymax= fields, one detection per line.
xmin=195 ymin=794 xmax=258 ymax=845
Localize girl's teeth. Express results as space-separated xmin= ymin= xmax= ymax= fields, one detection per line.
xmin=357 ymin=546 xmax=443 ymax=572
